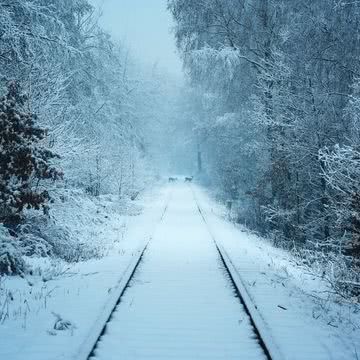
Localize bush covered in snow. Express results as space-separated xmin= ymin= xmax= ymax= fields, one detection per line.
xmin=292 ymin=246 xmax=360 ymax=301
xmin=16 ymin=188 xmax=132 ymax=263
xmin=0 ymin=186 xmax=134 ymax=274
xmin=0 ymin=225 xmax=25 ymax=275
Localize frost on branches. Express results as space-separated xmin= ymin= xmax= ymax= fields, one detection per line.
xmin=0 ymin=82 xmax=62 ymax=226
xmin=0 ymin=224 xmax=25 ymax=275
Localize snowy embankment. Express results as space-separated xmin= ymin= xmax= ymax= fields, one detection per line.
xmin=0 ymin=185 xmax=171 ymax=360
xmin=193 ymin=185 xmax=360 ymax=360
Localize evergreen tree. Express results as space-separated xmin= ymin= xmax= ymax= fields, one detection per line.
xmin=0 ymin=81 xmax=62 ymax=224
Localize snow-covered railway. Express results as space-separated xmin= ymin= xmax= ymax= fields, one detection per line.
xmin=82 ymin=185 xmax=280 ymax=360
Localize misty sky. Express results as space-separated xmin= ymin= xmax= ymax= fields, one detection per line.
xmin=91 ymin=0 xmax=183 ymax=77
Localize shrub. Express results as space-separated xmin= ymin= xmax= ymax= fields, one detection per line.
xmin=0 ymin=225 xmax=25 ymax=275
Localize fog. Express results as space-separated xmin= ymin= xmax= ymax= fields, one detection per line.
xmin=91 ymin=0 xmax=183 ymax=78
xmin=88 ymin=0 xmax=197 ymax=177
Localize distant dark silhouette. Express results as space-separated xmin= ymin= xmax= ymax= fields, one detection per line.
xmin=184 ymin=176 xmax=193 ymax=183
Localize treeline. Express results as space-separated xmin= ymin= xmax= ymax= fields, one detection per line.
xmin=169 ymin=0 xmax=360 ymax=291
xmin=0 ymin=0 xmax=169 ymax=272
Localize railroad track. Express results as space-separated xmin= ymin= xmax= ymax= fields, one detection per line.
xmin=215 ymin=244 xmax=281 ymax=360
xmin=192 ymin=186 xmax=284 ymax=360
xmin=75 ymin=185 xmax=283 ymax=360
xmin=73 ymin=190 xmax=173 ymax=360
xmin=75 ymin=242 xmax=150 ymax=360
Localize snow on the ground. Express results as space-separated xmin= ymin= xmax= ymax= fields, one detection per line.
xmin=1 ymin=183 xmax=359 ymax=360
xmin=0 ymin=185 xmax=171 ymax=360
xmin=193 ymin=185 xmax=360 ymax=360
xmin=91 ymin=185 xmax=266 ymax=360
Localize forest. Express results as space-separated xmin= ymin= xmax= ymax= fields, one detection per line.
xmin=168 ymin=0 xmax=360 ymax=298
xmin=0 ymin=0 xmax=181 ymax=272
xmin=0 ymin=1 xmax=359 ymax=359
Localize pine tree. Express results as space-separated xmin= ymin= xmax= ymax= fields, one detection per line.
xmin=0 ymin=81 xmax=62 ymax=224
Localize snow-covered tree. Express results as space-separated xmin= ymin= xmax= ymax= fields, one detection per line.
xmin=0 ymin=81 xmax=61 ymax=224
xmin=169 ymin=0 xmax=360 ymax=257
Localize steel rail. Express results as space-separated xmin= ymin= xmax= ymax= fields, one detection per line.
xmin=73 ymin=190 xmax=173 ymax=360
xmin=191 ymin=185 xmax=285 ymax=360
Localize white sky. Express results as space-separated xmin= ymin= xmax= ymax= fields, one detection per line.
xmin=91 ymin=0 xmax=183 ymax=77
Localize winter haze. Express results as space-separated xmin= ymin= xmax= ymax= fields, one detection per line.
xmin=91 ymin=0 xmax=183 ymax=77
xmin=0 ymin=1 xmax=359 ymax=359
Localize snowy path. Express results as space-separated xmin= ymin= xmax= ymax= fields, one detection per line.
xmin=90 ymin=185 xmax=267 ymax=360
